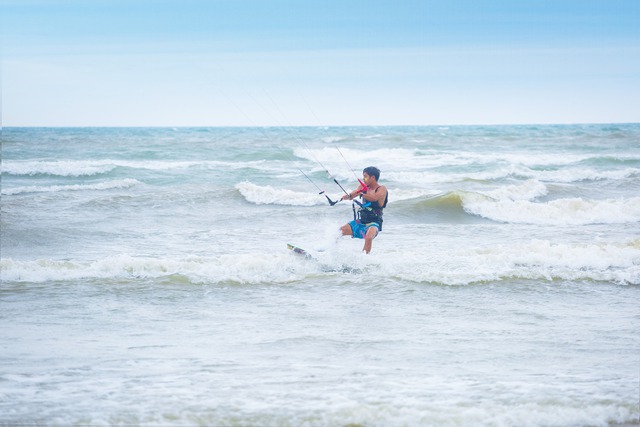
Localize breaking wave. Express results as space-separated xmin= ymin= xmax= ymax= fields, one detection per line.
xmin=2 ymin=238 xmax=638 ymax=286
xmin=1 ymin=179 xmax=141 ymax=195
xmin=1 ymin=159 xmax=271 ymax=177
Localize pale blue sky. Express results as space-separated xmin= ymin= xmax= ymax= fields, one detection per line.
xmin=2 ymin=0 xmax=639 ymax=126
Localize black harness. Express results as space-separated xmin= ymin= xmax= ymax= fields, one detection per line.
xmin=352 ymin=187 xmax=388 ymax=231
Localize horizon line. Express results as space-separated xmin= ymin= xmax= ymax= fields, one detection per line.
xmin=2 ymin=121 xmax=639 ymax=129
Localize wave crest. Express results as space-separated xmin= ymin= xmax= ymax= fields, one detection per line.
xmin=236 ymin=181 xmax=329 ymax=206
xmin=2 ymin=239 xmax=637 ymax=286
xmin=1 ymin=179 xmax=141 ymax=196
xmin=393 ymin=180 xmax=640 ymax=225
xmin=462 ymin=194 xmax=640 ymax=225
xmin=1 ymin=159 xmax=270 ymax=177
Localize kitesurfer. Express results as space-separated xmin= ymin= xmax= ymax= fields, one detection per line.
xmin=340 ymin=166 xmax=388 ymax=254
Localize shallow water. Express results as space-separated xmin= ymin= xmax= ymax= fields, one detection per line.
xmin=1 ymin=125 xmax=639 ymax=426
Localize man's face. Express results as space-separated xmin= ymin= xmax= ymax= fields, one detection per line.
xmin=363 ymin=172 xmax=372 ymax=185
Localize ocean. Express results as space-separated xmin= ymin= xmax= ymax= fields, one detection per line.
xmin=1 ymin=125 xmax=639 ymax=426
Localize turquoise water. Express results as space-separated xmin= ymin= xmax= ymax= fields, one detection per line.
xmin=1 ymin=125 xmax=639 ymax=426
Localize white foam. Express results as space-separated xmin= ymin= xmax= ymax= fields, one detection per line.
xmin=385 ymin=170 xmax=457 ymax=184
xmin=535 ymin=167 xmax=640 ymax=182
xmin=1 ymin=160 xmax=117 ymax=177
xmin=0 ymin=253 xmax=316 ymax=284
xmin=294 ymin=147 xmax=419 ymax=179
xmin=481 ymin=179 xmax=548 ymax=201
xmin=462 ymin=193 xmax=640 ymax=225
xmin=1 ymin=159 xmax=271 ymax=177
xmin=321 ymin=136 xmax=346 ymax=143
xmin=381 ymin=238 xmax=640 ymax=285
xmin=387 ymin=187 xmax=441 ymax=202
xmin=236 ymin=181 xmax=428 ymax=206
xmin=295 ymin=147 xmax=640 ymax=184
xmin=236 ymin=181 xmax=328 ymax=206
xmin=297 ymin=147 xmax=602 ymax=169
xmin=2 ymin=238 xmax=638 ymax=286
xmin=387 ymin=165 xmax=640 ymax=185
xmin=1 ymin=179 xmax=141 ymax=195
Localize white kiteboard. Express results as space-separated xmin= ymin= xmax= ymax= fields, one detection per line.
xmin=287 ymin=243 xmax=315 ymax=260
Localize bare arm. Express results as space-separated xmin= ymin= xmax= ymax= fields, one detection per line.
xmin=361 ymin=185 xmax=387 ymax=205
xmin=342 ymin=188 xmax=363 ymax=200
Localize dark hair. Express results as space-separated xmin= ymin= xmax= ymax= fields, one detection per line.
xmin=363 ymin=166 xmax=380 ymax=181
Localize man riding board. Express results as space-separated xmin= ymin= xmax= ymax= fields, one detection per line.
xmin=340 ymin=166 xmax=388 ymax=254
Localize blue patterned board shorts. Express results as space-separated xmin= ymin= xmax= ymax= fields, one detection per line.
xmin=349 ymin=220 xmax=380 ymax=239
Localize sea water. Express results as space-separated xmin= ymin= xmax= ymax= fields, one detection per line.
xmin=1 ymin=125 xmax=638 ymax=426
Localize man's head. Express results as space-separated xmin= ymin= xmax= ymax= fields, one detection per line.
xmin=363 ymin=166 xmax=380 ymax=182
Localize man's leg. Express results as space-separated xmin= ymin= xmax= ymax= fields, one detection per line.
xmin=363 ymin=226 xmax=378 ymax=254
xmin=340 ymin=223 xmax=353 ymax=236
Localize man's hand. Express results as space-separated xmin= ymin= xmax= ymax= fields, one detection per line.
xmin=357 ymin=179 xmax=368 ymax=193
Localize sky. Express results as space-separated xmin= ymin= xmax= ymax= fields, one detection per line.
xmin=2 ymin=0 xmax=639 ymax=126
